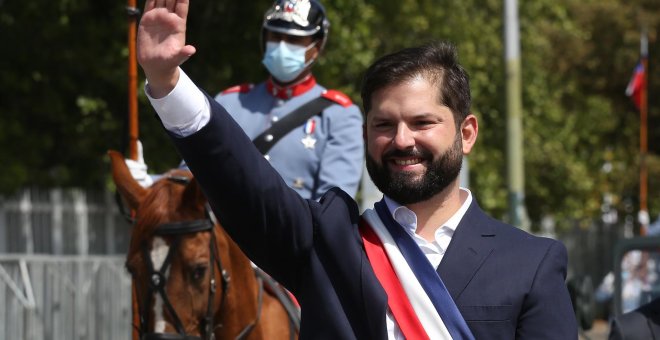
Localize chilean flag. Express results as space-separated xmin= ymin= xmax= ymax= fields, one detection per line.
xmin=626 ymin=61 xmax=645 ymax=110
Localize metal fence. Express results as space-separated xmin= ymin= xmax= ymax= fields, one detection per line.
xmin=0 ymin=255 xmax=132 ymax=340
xmin=0 ymin=188 xmax=133 ymax=339
xmin=557 ymin=209 xmax=635 ymax=322
xmin=0 ymin=188 xmax=132 ymax=255
xmin=562 ymin=220 xmax=622 ymax=286
xmin=0 ymin=187 xmax=640 ymax=334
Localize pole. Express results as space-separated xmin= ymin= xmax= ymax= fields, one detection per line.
xmin=504 ymin=0 xmax=529 ymax=229
xmin=639 ymin=27 xmax=649 ymax=235
xmin=126 ymin=3 xmax=141 ymax=339
xmin=127 ymin=1 xmax=140 ymax=161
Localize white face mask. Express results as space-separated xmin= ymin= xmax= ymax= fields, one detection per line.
xmin=261 ymin=41 xmax=317 ymax=83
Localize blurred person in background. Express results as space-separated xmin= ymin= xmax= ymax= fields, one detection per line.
xmin=609 ymin=296 xmax=660 ymax=339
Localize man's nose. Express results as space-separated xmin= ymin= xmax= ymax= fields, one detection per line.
xmin=392 ymin=124 xmax=415 ymax=149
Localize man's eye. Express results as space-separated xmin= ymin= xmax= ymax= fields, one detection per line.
xmin=374 ymin=122 xmax=392 ymax=128
xmin=414 ymin=121 xmax=435 ymax=128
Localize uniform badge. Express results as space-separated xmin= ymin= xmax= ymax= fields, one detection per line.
xmin=293 ymin=178 xmax=305 ymax=189
xmin=265 ymin=0 xmax=312 ymax=27
xmin=301 ymin=118 xmax=317 ymax=149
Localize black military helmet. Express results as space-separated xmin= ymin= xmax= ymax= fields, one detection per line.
xmin=262 ymin=0 xmax=330 ymax=50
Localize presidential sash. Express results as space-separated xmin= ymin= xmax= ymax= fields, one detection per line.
xmin=360 ymin=217 xmax=434 ymax=339
xmin=361 ymin=200 xmax=475 ymax=340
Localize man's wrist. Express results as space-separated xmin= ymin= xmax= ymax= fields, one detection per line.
xmin=145 ymin=68 xmax=210 ymax=137
xmin=145 ymin=68 xmax=180 ymax=99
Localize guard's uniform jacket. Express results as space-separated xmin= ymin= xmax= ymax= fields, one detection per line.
xmin=214 ymin=75 xmax=364 ymax=200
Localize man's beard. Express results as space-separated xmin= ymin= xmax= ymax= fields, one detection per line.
xmin=366 ymin=134 xmax=463 ymax=205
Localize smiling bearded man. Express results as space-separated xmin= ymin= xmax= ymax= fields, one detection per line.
xmin=366 ymin=130 xmax=463 ymax=205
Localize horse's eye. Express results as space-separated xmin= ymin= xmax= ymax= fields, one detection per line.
xmin=191 ymin=265 xmax=208 ymax=281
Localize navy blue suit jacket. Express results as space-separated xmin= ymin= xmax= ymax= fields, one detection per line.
xmin=168 ymin=94 xmax=578 ymax=339
xmin=609 ymin=297 xmax=660 ymax=340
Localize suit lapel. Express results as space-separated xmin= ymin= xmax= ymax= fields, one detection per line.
xmin=437 ymin=199 xmax=495 ymax=300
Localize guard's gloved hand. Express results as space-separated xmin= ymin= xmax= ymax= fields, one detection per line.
xmin=125 ymin=141 xmax=154 ymax=188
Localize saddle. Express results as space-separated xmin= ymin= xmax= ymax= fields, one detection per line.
xmin=254 ymin=266 xmax=301 ymax=338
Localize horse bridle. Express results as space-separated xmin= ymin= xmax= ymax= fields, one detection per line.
xmin=128 ymin=176 xmax=263 ymax=340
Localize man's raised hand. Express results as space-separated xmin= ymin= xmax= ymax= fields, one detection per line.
xmin=137 ymin=0 xmax=196 ymax=97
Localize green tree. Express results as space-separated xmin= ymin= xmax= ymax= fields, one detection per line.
xmin=2 ymin=0 xmax=659 ymax=232
xmin=0 ymin=1 xmax=132 ymax=192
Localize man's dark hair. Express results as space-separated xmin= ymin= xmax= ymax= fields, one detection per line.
xmin=360 ymin=41 xmax=471 ymax=126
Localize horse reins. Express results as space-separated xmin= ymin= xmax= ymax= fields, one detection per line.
xmin=128 ymin=176 xmax=263 ymax=340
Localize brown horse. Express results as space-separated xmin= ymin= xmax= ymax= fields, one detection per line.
xmin=109 ymin=151 xmax=298 ymax=340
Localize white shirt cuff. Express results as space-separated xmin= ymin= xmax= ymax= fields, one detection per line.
xmin=145 ymin=68 xmax=211 ymax=137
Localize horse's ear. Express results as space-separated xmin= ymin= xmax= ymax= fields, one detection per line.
xmin=182 ymin=177 xmax=207 ymax=211
xmin=108 ymin=150 xmax=147 ymax=209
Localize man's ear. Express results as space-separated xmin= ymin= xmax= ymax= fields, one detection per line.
xmin=461 ymin=114 xmax=478 ymax=155
xmin=311 ymin=44 xmax=321 ymax=60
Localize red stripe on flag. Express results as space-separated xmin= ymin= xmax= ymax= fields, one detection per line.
xmin=626 ymin=62 xmax=645 ymax=110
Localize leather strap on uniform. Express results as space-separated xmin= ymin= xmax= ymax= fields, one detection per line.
xmin=359 ymin=218 xmax=430 ymax=340
xmin=252 ymin=96 xmax=334 ymax=155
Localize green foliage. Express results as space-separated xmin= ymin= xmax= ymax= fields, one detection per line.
xmin=2 ymin=0 xmax=659 ymax=231
xmin=517 ymin=0 xmax=660 ymax=227
xmin=0 ymin=1 xmax=131 ymax=193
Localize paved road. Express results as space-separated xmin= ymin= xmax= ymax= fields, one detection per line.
xmin=580 ymin=319 xmax=609 ymax=340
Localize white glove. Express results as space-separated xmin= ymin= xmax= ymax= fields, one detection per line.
xmin=125 ymin=141 xmax=154 ymax=188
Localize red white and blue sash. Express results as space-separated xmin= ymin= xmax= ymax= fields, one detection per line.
xmin=360 ymin=200 xmax=475 ymax=340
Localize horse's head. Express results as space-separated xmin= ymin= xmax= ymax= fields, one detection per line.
xmin=109 ymin=151 xmax=229 ymax=340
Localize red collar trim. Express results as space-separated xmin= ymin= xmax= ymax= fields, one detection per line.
xmin=266 ymin=75 xmax=317 ymax=99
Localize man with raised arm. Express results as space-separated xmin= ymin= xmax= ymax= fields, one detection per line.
xmin=136 ymin=0 xmax=578 ymax=338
